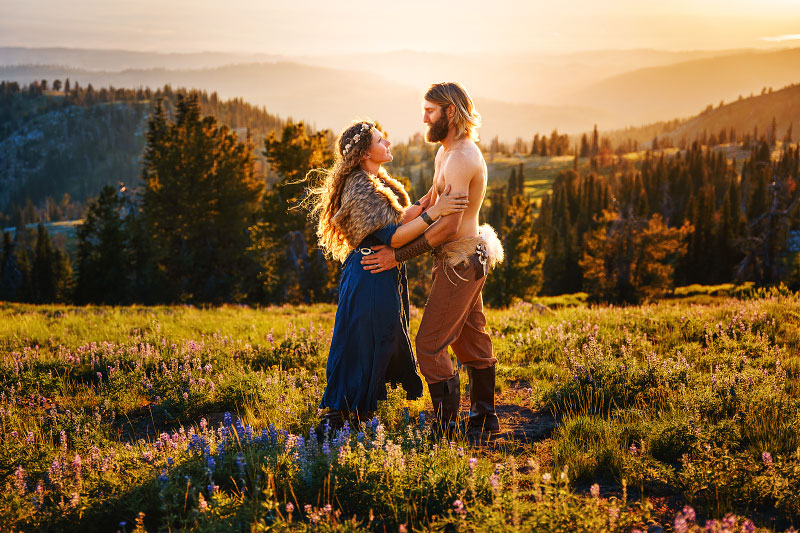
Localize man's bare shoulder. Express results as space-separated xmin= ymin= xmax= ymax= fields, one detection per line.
xmin=443 ymin=142 xmax=484 ymax=173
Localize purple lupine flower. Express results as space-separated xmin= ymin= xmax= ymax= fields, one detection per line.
xmin=682 ymin=506 xmax=696 ymax=522
xmin=158 ymin=468 xmax=169 ymax=489
xmin=286 ymin=502 xmax=295 ymax=513
xmin=590 ymin=483 xmax=600 ymax=498
xmin=722 ymin=514 xmax=737 ymax=529
xmin=453 ymin=499 xmax=466 ymax=515
xmin=762 ymin=451 xmax=773 ymax=465
xmin=13 ymin=466 xmax=26 ymax=494
xmin=674 ymin=516 xmax=688 ymax=533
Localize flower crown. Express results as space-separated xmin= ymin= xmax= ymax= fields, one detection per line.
xmin=342 ymin=122 xmax=373 ymax=156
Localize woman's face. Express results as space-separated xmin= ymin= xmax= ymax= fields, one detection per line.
xmin=364 ymin=128 xmax=392 ymax=164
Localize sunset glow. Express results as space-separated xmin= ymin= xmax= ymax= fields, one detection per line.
xmin=2 ymin=0 xmax=800 ymax=55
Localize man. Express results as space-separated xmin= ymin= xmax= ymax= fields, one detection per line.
xmin=361 ymin=82 xmax=504 ymax=435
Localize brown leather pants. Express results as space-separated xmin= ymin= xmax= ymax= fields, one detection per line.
xmin=415 ymin=253 xmax=496 ymax=385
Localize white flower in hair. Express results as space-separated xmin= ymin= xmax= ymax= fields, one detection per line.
xmin=343 ymin=143 xmax=352 ymax=154
xmin=353 ymin=134 xmax=360 ymax=143
xmin=361 ymin=123 xmax=371 ymax=131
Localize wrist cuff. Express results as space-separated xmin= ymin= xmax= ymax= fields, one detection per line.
xmin=420 ymin=211 xmax=434 ymax=225
xmin=394 ymin=234 xmax=433 ymax=262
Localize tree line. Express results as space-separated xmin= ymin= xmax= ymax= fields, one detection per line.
xmin=2 ymin=91 xmax=799 ymax=306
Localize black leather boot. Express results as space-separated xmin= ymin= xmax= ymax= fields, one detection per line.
xmin=428 ymin=373 xmax=460 ymax=436
xmin=464 ymin=364 xmax=500 ymax=433
xmin=315 ymin=409 xmax=347 ymax=441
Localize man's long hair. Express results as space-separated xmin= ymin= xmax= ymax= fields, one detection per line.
xmin=425 ymin=82 xmax=481 ymax=142
xmin=308 ymin=119 xmax=390 ymax=262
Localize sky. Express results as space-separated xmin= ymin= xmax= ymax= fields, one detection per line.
xmin=2 ymin=0 xmax=800 ymax=55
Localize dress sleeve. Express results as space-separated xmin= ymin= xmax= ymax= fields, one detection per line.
xmin=371 ymin=224 xmax=400 ymax=245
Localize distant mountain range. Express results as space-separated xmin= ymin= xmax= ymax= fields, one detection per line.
xmin=1 ymin=45 xmax=799 ymax=140
xmin=572 ymin=47 xmax=800 ymax=127
xmin=0 ymin=62 xmax=608 ymax=141
xmin=2 ymin=45 xmax=799 ymax=139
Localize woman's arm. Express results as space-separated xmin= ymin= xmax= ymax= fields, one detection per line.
xmin=401 ymin=185 xmax=434 ymax=223
xmin=389 ymin=185 xmax=466 ymax=248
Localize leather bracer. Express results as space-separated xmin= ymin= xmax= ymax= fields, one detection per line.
xmin=394 ymin=233 xmax=433 ymax=262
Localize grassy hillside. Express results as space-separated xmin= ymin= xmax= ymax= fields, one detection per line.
xmin=1 ymin=292 xmax=798 ymax=530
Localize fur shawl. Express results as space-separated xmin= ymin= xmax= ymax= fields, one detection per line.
xmin=331 ymin=170 xmax=411 ymax=250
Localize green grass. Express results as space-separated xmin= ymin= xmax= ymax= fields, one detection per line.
xmin=1 ymin=292 xmax=799 ymax=531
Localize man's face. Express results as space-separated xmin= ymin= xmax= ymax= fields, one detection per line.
xmin=423 ymin=99 xmax=450 ymax=143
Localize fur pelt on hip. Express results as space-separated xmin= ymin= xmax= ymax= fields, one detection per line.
xmin=331 ymin=170 xmax=410 ymax=250
xmin=435 ymin=224 xmax=504 ymax=269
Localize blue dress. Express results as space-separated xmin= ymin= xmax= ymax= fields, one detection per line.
xmin=320 ymin=224 xmax=424 ymax=413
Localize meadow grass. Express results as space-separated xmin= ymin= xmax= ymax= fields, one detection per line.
xmin=1 ymin=289 xmax=799 ymax=531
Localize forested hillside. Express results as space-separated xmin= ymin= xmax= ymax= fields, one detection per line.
xmin=0 ymin=80 xmax=286 ymax=218
xmin=602 ymin=83 xmax=800 ymax=150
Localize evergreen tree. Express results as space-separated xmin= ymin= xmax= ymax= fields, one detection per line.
xmin=580 ymin=210 xmax=691 ymax=303
xmin=485 ymin=193 xmax=543 ymax=307
xmin=76 ymin=185 xmax=131 ymax=304
xmin=140 ymin=95 xmax=265 ymax=302
xmin=580 ymin=134 xmax=590 ymax=158
xmin=31 ymin=223 xmax=72 ymax=302
xmin=249 ymin=120 xmax=335 ymax=304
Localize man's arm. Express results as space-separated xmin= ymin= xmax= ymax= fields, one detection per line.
xmin=420 ymin=152 xmax=473 ymax=247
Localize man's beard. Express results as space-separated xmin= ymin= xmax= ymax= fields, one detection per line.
xmin=426 ymin=112 xmax=450 ymax=143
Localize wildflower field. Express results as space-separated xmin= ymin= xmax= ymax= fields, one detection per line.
xmin=1 ymin=288 xmax=800 ymax=532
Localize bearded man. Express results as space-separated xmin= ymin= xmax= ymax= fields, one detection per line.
xmin=361 ymin=82 xmax=504 ymax=435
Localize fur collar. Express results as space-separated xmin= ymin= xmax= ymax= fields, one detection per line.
xmin=332 ymin=170 xmax=410 ymax=251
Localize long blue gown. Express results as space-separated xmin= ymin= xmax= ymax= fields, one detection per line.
xmin=320 ymin=225 xmax=424 ymax=413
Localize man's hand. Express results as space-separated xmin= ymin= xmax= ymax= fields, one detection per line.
xmin=360 ymin=245 xmax=399 ymax=273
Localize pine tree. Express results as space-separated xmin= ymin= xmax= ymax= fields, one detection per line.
xmin=484 ymin=185 xmax=543 ymax=307
xmin=580 ymin=134 xmax=590 ymax=158
xmin=30 ymin=223 xmax=72 ymax=302
xmin=249 ymin=120 xmax=335 ymax=304
xmin=140 ymin=94 xmax=265 ymax=302
xmin=76 ymin=185 xmax=131 ymax=304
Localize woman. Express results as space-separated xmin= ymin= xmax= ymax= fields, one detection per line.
xmin=310 ymin=120 xmax=467 ymax=430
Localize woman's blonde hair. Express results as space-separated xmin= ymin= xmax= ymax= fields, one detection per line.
xmin=308 ymin=119 xmax=390 ymax=262
xmin=425 ymin=82 xmax=481 ymax=142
